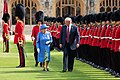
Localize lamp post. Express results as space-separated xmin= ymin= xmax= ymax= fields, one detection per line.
xmin=45 ymin=0 xmax=49 ymax=16
xmin=90 ymin=0 xmax=94 ymax=14
xmin=45 ymin=0 xmax=49 ymax=8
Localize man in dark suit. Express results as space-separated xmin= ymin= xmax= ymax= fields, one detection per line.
xmin=59 ymin=17 xmax=80 ymax=72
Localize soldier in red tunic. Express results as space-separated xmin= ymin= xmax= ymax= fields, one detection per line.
xmin=99 ymin=13 xmax=107 ymax=69
xmin=2 ymin=13 xmax=10 ymax=52
xmin=56 ymin=17 xmax=63 ymax=50
xmin=113 ymin=10 xmax=120 ymax=77
xmin=31 ymin=11 xmax=44 ymax=67
xmin=14 ymin=4 xmax=25 ymax=68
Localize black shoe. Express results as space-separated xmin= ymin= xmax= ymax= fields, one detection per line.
xmin=40 ymin=63 xmax=42 ymax=67
xmin=43 ymin=68 xmax=45 ymax=71
xmin=35 ymin=63 xmax=38 ymax=67
xmin=115 ymin=73 xmax=120 ymax=77
xmin=105 ymin=68 xmax=109 ymax=71
xmin=68 ymin=70 xmax=72 ymax=72
xmin=62 ymin=70 xmax=66 ymax=72
xmin=46 ymin=68 xmax=49 ymax=71
xmin=16 ymin=66 xmax=25 ymax=68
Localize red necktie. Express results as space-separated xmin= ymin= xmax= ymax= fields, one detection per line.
xmin=66 ymin=27 xmax=70 ymax=43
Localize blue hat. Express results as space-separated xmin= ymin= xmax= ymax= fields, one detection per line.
xmin=40 ymin=24 xmax=48 ymax=30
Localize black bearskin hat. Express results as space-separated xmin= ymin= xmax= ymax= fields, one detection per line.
xmin=44 ymin=16 xmax=48 ymax=21
xmin=35 ymin=11 xmax=44 ymax=23
xmin=15 ymin=4 xmax=25 ymax=20
xmin=51 ymin=17 xmax=56 ymax=23
xmin=2 ymin=13 xmax=10 ymax=23
xmin=115 ymin=9 xmax=120 ymax=21
xmin=56 ymin=17 xmax=64 ymax=24
xmin=106 ymin=12 xmax=112 ymax=22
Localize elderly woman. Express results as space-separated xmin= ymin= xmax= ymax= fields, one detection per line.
xmin=36 ymin=24 xmax=53 ymax=71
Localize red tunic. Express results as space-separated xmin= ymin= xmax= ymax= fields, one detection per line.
xmin=100 ymin=25 xmax=107 ymax=48
xmin=107 ymin=30 xmax=112 ymax=49
xmin=114 ymin=26 xmax=120 ymax=52
xmin=31 ymin=25 xmax=40 ymax=46
xmin=80 ymin=28 xmax=86 ymax=45
xmin=84 ymin=27 xmax=90 ymax=44
xmin=88 ymin=26 xmax=95 ymax=46
xmin=51 ymin=24 xmax=57 ymax=37
xmin=111 ymin=26 xmax=117 ymax=51
xmin=104 ymin=25 xmax=111 ymax=48
xmin=97 ymin=26 xmax=102 ymax=47
xmin=14 ymin=20 xmax=25 ymax=44
xmin=3 ymin=23 xmax=9 ymax=38
xmin=55 ymin=25 xmax=62 ymax=39
xmin=92 ymin=27 xmax=98 ymax=46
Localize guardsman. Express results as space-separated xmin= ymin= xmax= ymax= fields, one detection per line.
xmin=55 ymin=17 xmax=63 ymax=50
xmin=113 ymin=10 xmax=120 ymax=77
xmin=99 ymin=12 xmax=107 ymax=69
xmin=110 ymin=12 xmax=117 ymax=75
xmin=50 ymin=17 xmax=57 ymax=47
xmin=2 ymin=13 xmax=10 ymax=52
xmin=80 ymin=18 xmax=87 ymax=61
xmin=14 ymin=4 xmax=25 ymax=68
xmin=92 ymin=20 xmax=99 ymax=67
xmin=31 ymin=11 xmax=43 ymax=67
xmin=104 ymin=12 xmax=112 ymax=71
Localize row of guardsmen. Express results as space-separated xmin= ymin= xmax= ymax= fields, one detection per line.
xmin=2 ymin=4 xmax=120 ymax=76
xmin=44 ymin=9 xmax=120 ymax=77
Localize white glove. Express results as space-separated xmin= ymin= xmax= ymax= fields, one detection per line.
xmin=46 ymin=41 xmax=50 ymax=44
xmin=37 ymin=48 xmax=40 ymax=53
xmin=31 ymin=37 xmax=35 ymax=41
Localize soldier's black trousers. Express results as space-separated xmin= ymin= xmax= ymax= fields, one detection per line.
xmin=113 ymin=52 xmax=120 ymax=73
xmin=17 ymin=44 xmax=25 ymax=67
xmin=34 ymin=46 xmax=38 ymax=64
xmin=3 ymin=37 xmax=9 ymax=52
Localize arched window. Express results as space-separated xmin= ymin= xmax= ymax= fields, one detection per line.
xmin=11 ymin=0 xmax=37 ymax=25
xmin=100 ymin=0 xmax=120 ymax=12
xmin=56 ymin=0 xmax=81 ymax=17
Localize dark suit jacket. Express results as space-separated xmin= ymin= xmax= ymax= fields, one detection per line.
xmin=59 ymin=24 xmax=80 ymax=50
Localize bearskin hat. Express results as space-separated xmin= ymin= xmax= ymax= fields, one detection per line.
xmin=44 ymin=16 xmax=48 ymax=21
xmin=15 ymin=4 xmax=25 ymax=20
xmin=111 ymin=11 xmax=116 ymax=21
xmin=51 ymin=17 xmax=56 ymax=23
xmin=56 ymin=17 xmax=64 ymax=24
xmin=106 ymin=12 xmax=112 ymax=22
xmin=35 ymin=11 xmax=44 ymax=23
xmin=101 ymin=12 xmax=107 ymax=21
xmin=2 ymin=13 xmax=10 ymax=23
xmin=115 ymin=9 xmax=120 ymax=21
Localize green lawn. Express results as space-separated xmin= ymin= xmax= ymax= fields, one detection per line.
xmin=0 ymin=41 xmax=120 ymax=80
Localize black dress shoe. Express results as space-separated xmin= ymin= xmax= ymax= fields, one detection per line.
xmin=16 ymin=66 xmax=25 ymax=68
xmin=68 ymin=70 xmax=72 ymax=72
xmin=43 ymin=68 xmax=45 ymax=71
xmin=62 ymin=70 xmax=66 ymax=72
xmin=35 ymin=63 xmax=38 ymax=67
xmin=40 ymin=63 xmax=42 ymax=67
xmin=115 ymin=73 xmax=120 ymax=77
xmin=46 ymin=68 xmax=49 ymax=71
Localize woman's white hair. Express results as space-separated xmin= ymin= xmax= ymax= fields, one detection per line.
xmin=65 ymin=17 xmax=72 ymax=23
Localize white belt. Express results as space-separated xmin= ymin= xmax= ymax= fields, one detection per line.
xmin=100 ymin=37 xmax=106 ymax=39
xmin=85 ymin=36 xmax=89 ymax=37
xmin=112 ymin=39 xmax=115 ymax=40
xmin=114 ymin=39 xmax=120 ymax=41
xmin=94 ymin=36 xmax=99 ymax=39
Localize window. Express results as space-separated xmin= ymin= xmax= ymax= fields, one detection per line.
xmin=100 ymin=0 xmax=120 ymax=12
xmin=56 ymin=0 xmax=81 ymax=17
xmin=11 ymin=0 xmax=37 ymax=25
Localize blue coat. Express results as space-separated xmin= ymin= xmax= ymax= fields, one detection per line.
xmin=36 ymin=31 xmax=53 ymax=62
